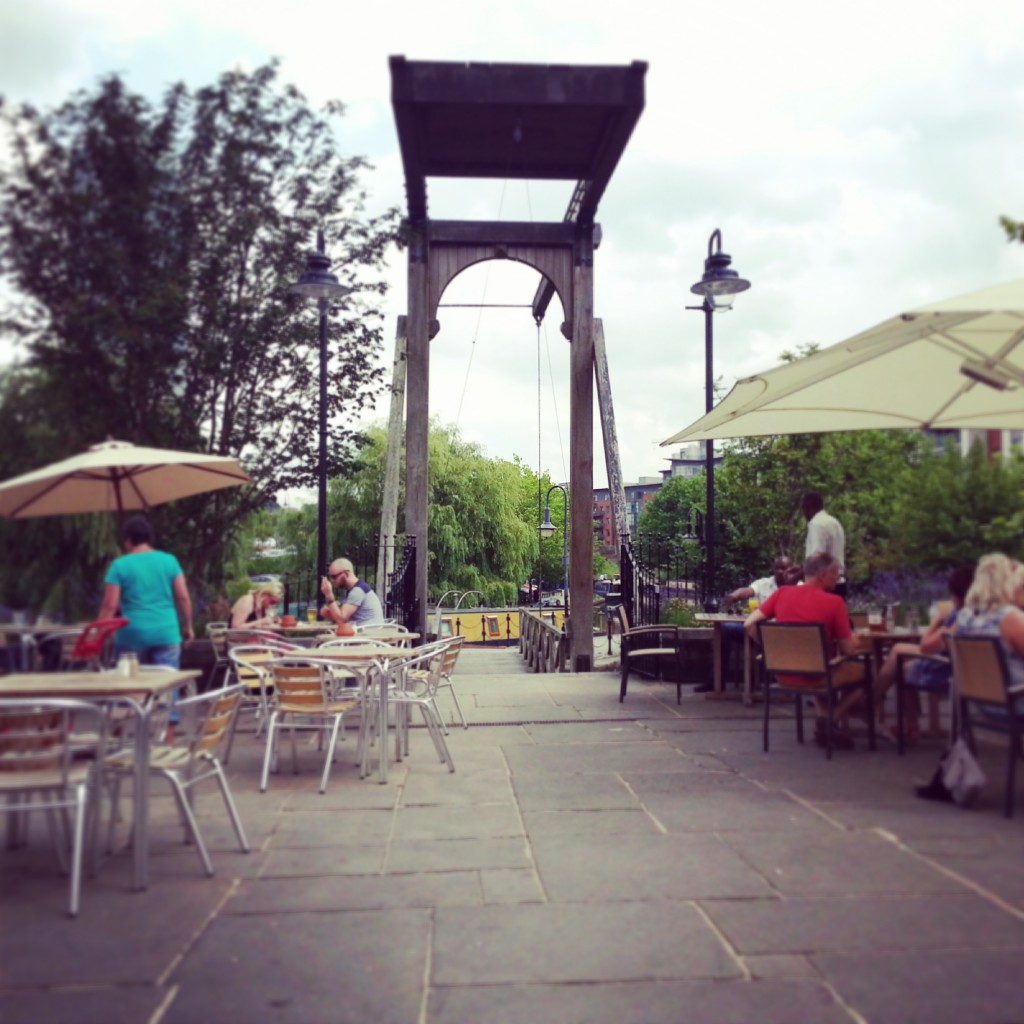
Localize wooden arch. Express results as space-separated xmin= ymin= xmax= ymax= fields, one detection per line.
xmin=390 ymin=58 xmax=645 ymax=671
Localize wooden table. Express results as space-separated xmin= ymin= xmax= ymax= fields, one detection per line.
xmin=694 ymin=613 xmax=756 ymax=704
xmin=854 ymin=627 xmax=923 ymax=677
xmin=0 ymin=668 xmax=199 ymax=890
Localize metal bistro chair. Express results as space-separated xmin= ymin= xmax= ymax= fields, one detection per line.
xmin=759 ymin=622 xmax=876 ymax=760
xmin=222 ymin=644 xmax=279 ymax=764
xmin=205 ymin=622 xmax=232 ymax=690
xmin=260 ymin=657 xmax=362 ymax=793
xmin=0 ymin=698 xmax=108 ymax=916
xmin=617 ymin=606 xmax=685 ymax=704
xmin=104 ymin=683 xmax=249 ymax=876
xmin=376 ymin=644 xmax=455 ymax=774
xmin=433 ymin=635 xmax=467 ymax=730
xmin=946 ymin=634 xmax=1024 ymax=818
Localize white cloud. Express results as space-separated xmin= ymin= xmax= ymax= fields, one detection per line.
xmin=2 ymin=0 xmax=1024 ymax=486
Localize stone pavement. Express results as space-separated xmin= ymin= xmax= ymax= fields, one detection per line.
xmin=3 ymin=646 xmax=1024 ymax=1024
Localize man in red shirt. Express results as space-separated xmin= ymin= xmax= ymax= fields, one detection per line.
xmin=744 ymin=551 xmax=865 ymax=748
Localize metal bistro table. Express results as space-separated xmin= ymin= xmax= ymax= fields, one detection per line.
xmin=694 ymin=612 xmax=757 ymax=705
xmin=0 ymin=668 xmax=199 ymax=891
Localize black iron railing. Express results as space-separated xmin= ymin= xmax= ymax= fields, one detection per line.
xmin=621 ymin=533 xmax=703 ymax=627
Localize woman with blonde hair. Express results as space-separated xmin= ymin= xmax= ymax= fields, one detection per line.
xmin=230 ymin=581 xmax=283 ymax=629
xmin=954 ymin=553 xmax=1024 ymax=688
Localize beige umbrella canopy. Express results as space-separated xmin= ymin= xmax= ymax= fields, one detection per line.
xmin=663 ymin=276 xmax=1024 ymax=445
xmin=0 ymin=440 xmax=251 ymax=519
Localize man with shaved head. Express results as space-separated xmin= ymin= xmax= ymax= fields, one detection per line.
xmin=320 ymin=557 xmax=384 ymax=627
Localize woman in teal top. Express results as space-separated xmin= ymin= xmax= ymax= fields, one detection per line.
xmin=98 ymin=515 xmax=194 ymax=668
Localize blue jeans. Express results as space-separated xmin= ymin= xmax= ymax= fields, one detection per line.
xmin=116 ymin=644 xmax=183 ymax=721
xmin=720 ymin=622 xmax=745 ymax=680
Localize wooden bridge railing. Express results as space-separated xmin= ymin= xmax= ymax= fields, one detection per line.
xmin=519 ymin=610 xmax=569 ymax=673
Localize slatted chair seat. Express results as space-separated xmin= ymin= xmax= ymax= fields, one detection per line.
xmin=759 ymin=621 xmax=876 ymax=759
xmin=617 ymin=607 xmax=685 ymax=704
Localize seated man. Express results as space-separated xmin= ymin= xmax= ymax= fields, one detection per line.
xmin=320 ymin=558 xmax=384 ymax=628
xmin=744 ymin=551 xmax=864 ymax=749
xmin=712 ymin=555 xmax=794 ymax=692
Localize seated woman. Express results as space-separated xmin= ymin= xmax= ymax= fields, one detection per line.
xmin=874 ymin=564 xmax=975 ymax=743
xmin=952 ymin=553 xmax=1024 ymax=705
xmin=230 ymin=581 xmax=283 ymax=629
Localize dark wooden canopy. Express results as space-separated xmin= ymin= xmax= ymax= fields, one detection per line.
xmin=390 ymin=57 xmax=647 ymax=224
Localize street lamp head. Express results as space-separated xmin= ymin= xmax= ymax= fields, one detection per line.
xmin=690 ymin=228 xmax=750 ymax=311
xmin=289 ymin=229 xmax=352 ymax=302
xmin=538 ymin=504 xmax=557 ymax=539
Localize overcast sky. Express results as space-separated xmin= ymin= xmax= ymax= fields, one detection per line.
xmin=3 ymin=0 xmax=1024 ymax=491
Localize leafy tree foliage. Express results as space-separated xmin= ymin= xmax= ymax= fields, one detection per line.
xmin=272 ymin=422 xmax=550 ymax=605
xmin=0 ymin=62 xmax=398 ymax=604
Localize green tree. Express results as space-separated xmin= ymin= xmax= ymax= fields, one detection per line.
xmin=0 ymin=62 xmax=398 ymax=599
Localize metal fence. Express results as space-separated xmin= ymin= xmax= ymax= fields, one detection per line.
xmin=620 ymin=533 xmax=703 ymax=627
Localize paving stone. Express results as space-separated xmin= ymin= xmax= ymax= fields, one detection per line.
xmin=391 ymin=802 xmax=523 ymax=840
xmin=385 ymin=837 xmax=531 ymax=873
xmin=165 ymin=908 xmax=429 ymax=1024
xmin=623 ymin=770 xmax=830 ymax=833
xmin=427 ymin=978 xmax=852 ymax=1024
xmin=706 ymin=891 xmax=1024 ymax=955
xmin=521 ymin=720 xmax=658 ymax=744
xmin=523 ymin=807 xmax=660 ymax=837
xmin=812 ymin=948 xmax=1024 ymax=1024
xmin=400 ymin=767 xmax=514 ymax=806
xmin=230 ymin=870 xmax=482 ymax=913
xmin=530 ymin=832 xmax=775 ymax=901
xmin=479 ymin=867 xmax=546 ymax=903
xmin=260 ymin=844 xmax=385 ymax=877
xmin=717 ymin=828 xmax=971 ymax=896
xmin=270 ymin=808 xmax=395 ymax=847
xmin=512 ymin=771 xmax=639 ymax=811
xmin=503 ymin=740 xmax=690 ymax=775
xmin=431 ymin=901 xmax=742 ymax=985
xmin=0 ymin=987 xmax=168 ymax=1024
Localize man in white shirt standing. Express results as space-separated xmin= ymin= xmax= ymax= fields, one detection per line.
xmin=802 ymin=491 xmax=846 ymax=597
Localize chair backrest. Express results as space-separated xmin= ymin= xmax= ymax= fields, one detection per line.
xmin=0 ymin=699 xmax=105 ymax=789
xmin=758 ymin=622 xmax=830 ymax=677
xmin=356 ymin=622 xmax=408 ymax=634
xmin=269 ymin=658 xmax=332 ymax=712
xmin=947 ymin=634 xmax=1011 ymax=705
xmin=617 ymin=606 xmax=631 ymax=634
xmin=174 ymin=683 xmax=246 ymax=760
xmin=228 ymin=644 xmax=278 ymax=694
xmin=439 ymin=635 xmax=464 ymax=677
xmin=70 ymin=617 xmax=129 ymax=664
xmin=226 ymin=629 xmax=297 ymax=651
xmin=316 ymin=638 xmax=393 ymax=651
xmin=207 ymin=624 xmax=229 ymax=662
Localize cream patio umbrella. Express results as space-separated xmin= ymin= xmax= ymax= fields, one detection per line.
xmin=0 ymin=439 xmax=252 ymax=520
xmin=662 ymin=276 xmax=1024 ymax=445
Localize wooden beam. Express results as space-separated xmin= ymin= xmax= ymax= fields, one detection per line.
xmin=593 ymin=319 xmax=629 ymax=544
xmin=376 ymin=316 xmax=407 ymax=602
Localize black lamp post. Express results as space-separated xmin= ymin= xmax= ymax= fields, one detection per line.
xmin=688 ymin=229 xmax=750 ymax=612
xmin=288 ymin=229 xmax=351 ymax=609
xmin=538 ymin=483 xmax=569 ymax=616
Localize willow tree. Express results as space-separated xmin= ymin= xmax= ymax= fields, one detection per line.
xmin=0 ymin=62 xmax=398 ymax=602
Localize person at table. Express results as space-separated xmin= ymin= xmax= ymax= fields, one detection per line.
xmin=801 ymin=491 xmax=846 ymax=597
xmin=873 ymin=564 xmax=975 ymax=744
xmin=713 ymin=555 xmax=795 ymax=692
xmin=230 ymin=581 xmax=283 ymax=629
xmin=952 ymin=553 xmax=1024 ymax=689
xmin=320 ymin=558 xmax=384 ymax=628
xmin=744 ymin=551 xmax=863 ymax=749
xmin=98 ymin=514 xmax=194 ymax=667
